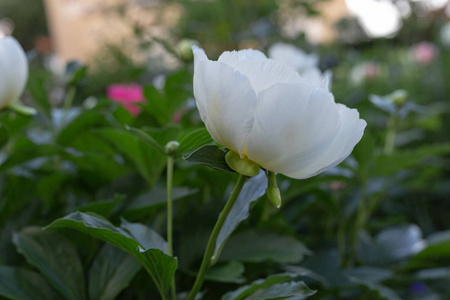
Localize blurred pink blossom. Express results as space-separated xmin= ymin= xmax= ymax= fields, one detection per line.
xmin=412 ymin=42 xmax=436 ymax=65
xmin=172 ymin=111 xmax=182 ymax=124
xmin=107 ymin=83 xmax=145 ymax=115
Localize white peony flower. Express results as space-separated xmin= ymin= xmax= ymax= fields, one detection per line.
xmin=193 ymin=46 xmax=366 ymax=179
xmin=0 ymin=36 xmax=28 ymax=110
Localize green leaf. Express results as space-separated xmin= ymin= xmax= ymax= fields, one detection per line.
xmin=12 ymin=227 xmax=86 ymax=300
xmin=88 ymin=243 xmax=142 ymax=300
xmin=125 ymin=125 xmax=166 ymax=154
xmin=45 ymin=212 xmax=177 ymax=297
xmin=184 ymin=145 xmax=235 ymax=173
xmin=351 ymin=279 xmax=402 ymax=300
xmin=246 ymin=281 xmax=315 ymax=300
xmin=124 ymin=187 xmax=196 ymax=218
xmin=79 ymin=194 xmax=125 ymax=217
xmin=27 ymin=76 xmax=51 ymax=117
xmin=408 ymin=231 xmax=450 ymax=268
xmin=97 ymin=129 xmax=166 ymax=187
xmin=121 ymin=219 xmax=168 ymax=252
xmin=214 ymin=171 xmax=267 ymax=260
xmin=221 ymin=273 xmax=300 ymax=300
xmin=57 ymin=109 xmax=106 ymax=146
xmin=357 ymin=225 xmax=424 ymax=266
xmin=0 ymin=266 xmax=59 ymax=300
xmin=0 ymin=123 xmax=9 ymax=149
xmin=374 ymin=143 xmax=450 ymax=175
xmin=177 ymin=128 xmax=213 ymax=154
xmin=220 ymin=229 xmax=310 ymax=264
xmin=205 ymin=261 xmax=245 ymax=283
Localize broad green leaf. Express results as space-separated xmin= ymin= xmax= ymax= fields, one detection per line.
xmin=125 ymin=125 xmax=166 ymax=154
xmin=374 ymin=143 xmax=450 ymax=176
xmin=214 ymin=171 xmax=267 ymax=260
xmin=97 ymin=129 xmax=166 ymax=187
xmin=221 ymin=273 xmax=299 ymax=300
xmin=184 ymin=145 xmax=235 ymax=173
xmin=220 ymin=229 xmax=310 ymax=264
xmin=121 ymin=219 xmax=168 ymax=252
xmin=88 ymin=244 xmax=142 ymax=300
xmin=124 ymin=187 xmax=196 ymax=218
xmin=27 ymin=76 xmax=51 ymax=117
xmin=351 ymin=279 xmax=402 ymax=300
xmin=343 ymin=267 xmax=392 ymax=283
xmin=0 ymin=123 xmax=9 ymax=149
xmin=57 ymin=109 xmax=106 ymax=146
xmin=357 ymin=225 xmax=425 ymax=266
xmin=12 ymin=227 xmax=86 ymax=300
xmin=0 ymin=144 xmax=62 ymax=173
xmin=414 ymin=268 xmax=450 ymax=280
xmin=142 ymin=86 xmax=169 ymax=125
xmin=246 ymin=281 xmax=315 ymax=300
xmin=408 ymin=231 xmax=450 ymax=268
xmin=0 ymin=266 xmax=59 ymax=300
xmin=45 ymin=212 xmax=177 ymax=297
xmin=205 ymin=261 xmax=245 ymax=283
xmin=79 ymin=194 xmax=125 ymax=217
xmin=177 ymin=128 xmax=213 ymax=154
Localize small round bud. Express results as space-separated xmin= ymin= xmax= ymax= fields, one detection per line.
xmin=388 ymin=89 xmax=408 ymax=107
xmin=176 ymin=39 xmax=199 ymax=62
xmin=165 ymin=141 xmax=180 ymax=156
xmin=225 ymin=150 xmax=260 ymax=176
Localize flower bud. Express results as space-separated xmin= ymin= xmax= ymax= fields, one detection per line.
xmin=225 ymin=150 xmax=260 ymax=176
xmin=165 ymin=141 xmax=180 ymax=156
xmin=176 ymin=39 xmax=199 ymax=62
xmin=266 ymin=171 xmax=281 ymax=208
xmin=388 ymin=89 xmax=408 ymax=107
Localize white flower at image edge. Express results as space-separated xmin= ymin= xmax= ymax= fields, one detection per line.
xmin=0 ymin=36 xmax=28 ymax=110
xmin=193 ymin=46 xmax=366 ymax=179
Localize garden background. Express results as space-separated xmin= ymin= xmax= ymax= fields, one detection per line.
xmin=1 ymin=0 xmax=450 ymax=299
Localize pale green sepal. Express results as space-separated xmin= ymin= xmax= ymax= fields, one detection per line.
xmin=266 ymin=171 xmax=281 ymax=208
xmin=8 ymin=100 xmax=37 ymax=116
xmin=225 ymin=151 xmax=260 ymax=176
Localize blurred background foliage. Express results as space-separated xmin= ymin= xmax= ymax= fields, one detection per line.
xmin=1 ymin=0 xmax=450 ymax=299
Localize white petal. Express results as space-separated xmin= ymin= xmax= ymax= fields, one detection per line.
xmin=218 ymin=49 xmax=267 ymax=67
xmin=0 ymin=37 xmax=28 ymax=109
xmin=283 ymin=104 xmax=366 ymax=179
xmin=193 ymin=59 xmax=257 ymax=155
xmin=232 ymin=60 xmax=302 ymax=93
xmin=245 ymin=81 xmax=342 ymax=176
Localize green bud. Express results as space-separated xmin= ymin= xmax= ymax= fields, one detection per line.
xmin=388 ymin=89 xmax=408 ymax=107
xmin=175 ymin=39 xmax=199 ymax=62
xmin=266 ymin=171 xmax=281 ymax=208
xmin=165 ymin=141 xmax=180 ymax=156
xmin=225 ymin=150 xmax=260 ymax=176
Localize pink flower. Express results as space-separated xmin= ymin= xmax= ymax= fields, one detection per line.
xmin=106 ymin=83 xmax=145 ymax=115
xmin=412 ymin=42 xmax=436 ymax=65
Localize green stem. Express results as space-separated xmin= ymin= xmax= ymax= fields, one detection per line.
xmin=167 ymin=155 xmax=176 ymax=300
xmin=347 ymin=183 xmax=367 ymax=267
xmin=186 ymin=174 xmax=247 ymax=300
xmin=384 ymin=114 xmax=397 ymax=155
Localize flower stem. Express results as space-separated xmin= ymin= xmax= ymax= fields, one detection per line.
xmin=384 ymin=114 xmax=397 ymax=155
xmin=186 ymin=174 xmax=247 ymax=300
xmin=167 ymin=155 xmax=176 ymax=300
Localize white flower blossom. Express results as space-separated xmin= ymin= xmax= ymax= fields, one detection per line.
xmin=0 ymin=36 xmax=28 ymax=110
xmin=193 ymin=46 xmax=366 ymax=179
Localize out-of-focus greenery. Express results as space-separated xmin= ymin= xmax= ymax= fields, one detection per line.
xmin=0 ymin=0 xmax=47 ymax=50
xmin=1 ymin=0 xmax=450 ymax=300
